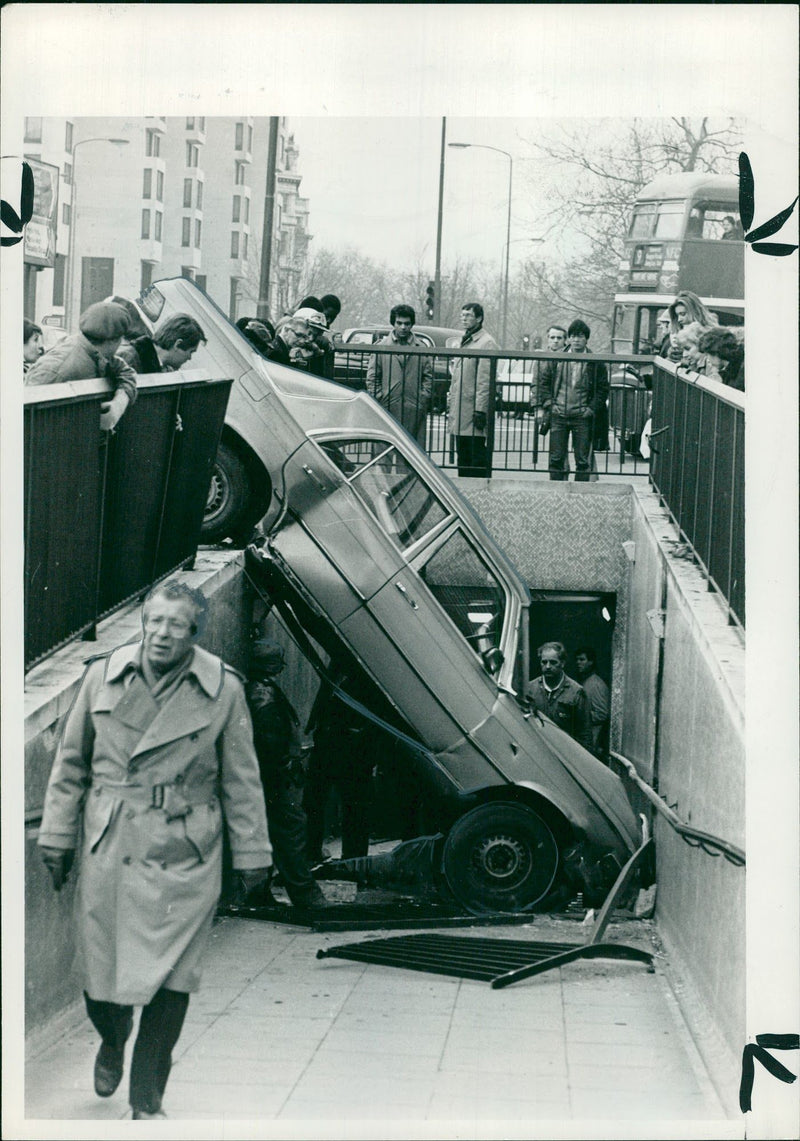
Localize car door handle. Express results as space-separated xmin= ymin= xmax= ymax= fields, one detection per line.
xmin=395 ymin=581 xmax=419 ymax=610
xmin=302 ymin=464 xmax=328 ymax=492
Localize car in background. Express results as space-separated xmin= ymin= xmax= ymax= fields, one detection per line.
xmin=495 ymin=359 xmax=538 ymax=415
xmin=132 ymin=277 xmax=641 ymax=915
xmin=334 ymin=324 xmax=462 ymax=413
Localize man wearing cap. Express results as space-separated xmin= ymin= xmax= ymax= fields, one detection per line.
xmin=292 ymin=306 xmax=335 ymax=379
xmin=25 ymin=300 xmax=138 ymax=432
xmin=266 ymin=314 xmax=315 ymax=368
xmin=245 ymin=638 xmax=328 ymax=911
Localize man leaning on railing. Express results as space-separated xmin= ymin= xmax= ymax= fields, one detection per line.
xmin=24 ymin=300 xmax=138 ymax=433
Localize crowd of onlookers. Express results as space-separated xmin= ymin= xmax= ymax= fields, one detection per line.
xmin=656 ymin=289 xmax=745 ymax=391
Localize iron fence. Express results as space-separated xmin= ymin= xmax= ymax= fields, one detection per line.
xmin=332 ymin=344 xmax=655 ymax=478
xmin=649 ymin=360 xmax=744 ymax=628
xmin=24 ymin=372 xmax=232 ymax=669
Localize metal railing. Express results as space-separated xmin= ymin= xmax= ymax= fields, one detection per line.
xmin=332 ymin=344 xmax=655 ymax=478
xmin=649 ymin=359 xmax=745 ymax=628
xmin=24 ymin=372 xmax=232 ymax=669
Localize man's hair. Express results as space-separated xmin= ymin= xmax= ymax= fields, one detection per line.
xmin=567 ymin=319 xmax=591 ymax=339
xmin=575 ymin=646 xmax=596 ymax=666
xmin=697 ymin=327 xmax=743 ymax=362
xmin=538 ymin=641 xmax=565 ymax=662
xmin=320 ymin=294 xmax=341 ymax=317
xmin=154 ymin=314 xmax=207 ymax=351
xmin=547 ymin=325 xmax=567 ymax=339
xmin=24 ymin=319 xmax=42 ymax=343
xmin=390 ymin=304 xmax=416 ymax=326
xmin=297 ymin=296 xmax=324 ymax=313
xmin=461 ymin=302 xmax=483 ymax=322
xmin=143 ymin=579 xmax=208 ymax=636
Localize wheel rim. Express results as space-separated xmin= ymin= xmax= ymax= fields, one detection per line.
xmin=205 ymin=464 xmax=231 ymax=524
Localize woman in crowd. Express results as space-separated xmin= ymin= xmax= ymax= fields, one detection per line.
xmin=697 ymin=327 xmax=745 ymax=391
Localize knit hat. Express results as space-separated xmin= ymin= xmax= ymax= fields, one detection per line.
xmin=251 ymin=638 xmax=285 ymax=674
xmin=293 ymin=307 xmax=328 ymax=330
xmin=79 ymin=301 xmax=131 ymax=342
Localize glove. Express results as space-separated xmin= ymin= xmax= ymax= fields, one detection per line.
xmin=40 ymin=846 xmax=75 ymax=892
xmin=472 ymin=410 xmax=487 ymax=432
xmin=232 ymin=865 xmax=275 ymax=907
xmin=538 ymin=411 xmax=551 ymax=436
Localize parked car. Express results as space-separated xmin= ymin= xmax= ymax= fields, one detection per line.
xmin=132 ymin=278 xmax=641 ymax=915
xmin=334 ymin=324 xmax=462 ymax=413
xmin=495 ymin=359 xmax=537 ymax=414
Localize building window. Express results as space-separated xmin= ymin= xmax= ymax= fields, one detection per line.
xmin=232 ymin=195 xmax=241 ymax=223
xmin=155 ymin=211 xmax=163 ymax=241
xmin=182 ymin=217 xmax=191 ymax=247
xmin=235 ymin=122 xmax=244 ymax=150
xmin=242 ymin=232 xmax=248 ymax=260
xmin=156 ymin=170 xmax=164 ymax=201
xmin=62 ymin=202 xmax=71 ymax=225
xmin=231 ymin=231 xmax=240 ymax=259
xmin=229 ymin=278 xmax=239 ymax=321
xmin=65 ymin=121 xmax=74 ymax=153
xmin=198 ymin=117 xmax=206 ymax=131
xmin=53 ymin=254 xmax=67 ymax=306
xmin=145 ymin=129 xmax=161 ymax=157
xmin=244 ymin=196 xmax=250 ymax=224
xmin=141 ymin=210 xmax=151 ymax=239
xmin=247 ymin=124 xmax=253 ymax=153
xmin=63 ymin=162 xmax=73 ymax=185
xmin=195 ymin=274 xmax=207 ymax=291
xmin=186 ymin=143 xmax=199 ymax=167
xmin=24 ymin=117 xmax=42 ymax=143
xmin=186 ymin=116 xmax=195 ymax=129
xmin=183 ymin=178 xmax=192 ymax=208
xmin=181 ymin=266 xmax=195 ymax=281
xmin=195 ymin=219 xmax=202 ymax=247
xmin=234 ymin=161 xmax=246 ymax=185
xmin=143 ymin=168 xmax=152 ymax=198
xmin=196 ymin=180 xmax=203 ymax=210
xmin=141 ymin=260 xmax=154 ymax=290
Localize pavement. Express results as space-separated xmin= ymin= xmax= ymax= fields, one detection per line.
xmin=20 ymin=892 xmax=741 ymax=1139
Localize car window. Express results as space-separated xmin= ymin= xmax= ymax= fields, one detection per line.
xmin=416 ymin=529 xmax=507 ymax=663
xmin=318 ymin=438 xmax=450 ymax=551
xmin=346 ymin=332 xmax=376 ymax=345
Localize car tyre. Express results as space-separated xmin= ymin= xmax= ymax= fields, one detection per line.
xmin=202 ymin=440 xmax=258 ymax=544
xmin=441 ymin=802 xmax=559 ymax=915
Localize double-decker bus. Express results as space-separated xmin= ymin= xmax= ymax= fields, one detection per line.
xmin=612 ymin=172 xmax=745 ymax=354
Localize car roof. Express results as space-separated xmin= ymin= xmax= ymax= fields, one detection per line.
xmin=343 ymin=324 xmax=462 ymax=346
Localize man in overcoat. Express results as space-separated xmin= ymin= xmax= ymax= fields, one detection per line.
xmin=38 ymin=578 xmax=272 ymax=1119
xmin=366 ymin=304 xmax=434 ymax=446
xmin=447 ymin=302 xmax=498 ymax=477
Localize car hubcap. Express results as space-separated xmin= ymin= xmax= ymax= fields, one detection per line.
xmin=473 ymin=833 xmax=531 ymax=884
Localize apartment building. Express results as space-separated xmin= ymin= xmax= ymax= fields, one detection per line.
xmin=22 ymin=116 xmax=311 ymax=329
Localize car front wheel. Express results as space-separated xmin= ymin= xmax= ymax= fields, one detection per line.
xmin=441 ymin=802 xmax=559 ymax=915
xmin=202 ymin=440 xmax=257 ymax=544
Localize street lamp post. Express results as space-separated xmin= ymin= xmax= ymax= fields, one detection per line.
xmin=448 ymin=142 xmax=513 ymax=345
xmin=65 ymin=137 xmax=129 ymax=330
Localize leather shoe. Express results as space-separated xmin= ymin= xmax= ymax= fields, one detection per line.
xmin=94 ymin=1042 xmax=124 ymax=1098
xmin=132 ymin=1109 xmax=167 ymax=1119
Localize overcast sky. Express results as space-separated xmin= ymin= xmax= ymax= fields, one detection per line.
xmin=292 ymin=116 xmax=553 ymax=275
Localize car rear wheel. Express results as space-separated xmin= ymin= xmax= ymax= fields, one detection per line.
xmin=441 ymin=803 xmax=559 ymax=915
xmin=202 ymin=441 xmax=256 ymax=544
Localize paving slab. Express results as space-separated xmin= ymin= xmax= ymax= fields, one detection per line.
xmin=19 ymin=912 xmax=738 ymax=1136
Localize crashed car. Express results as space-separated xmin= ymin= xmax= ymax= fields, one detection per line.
xmin=135 ymin=278 xmax=642 ymax=914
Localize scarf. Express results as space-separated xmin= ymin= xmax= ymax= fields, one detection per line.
xmin=460 ymin=322 xmax=483 ymax=347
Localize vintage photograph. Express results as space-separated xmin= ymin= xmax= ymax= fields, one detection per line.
xmin=2 ymin=6 xmax=798 ymax=1139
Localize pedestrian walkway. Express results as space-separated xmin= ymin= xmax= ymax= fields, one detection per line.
xmin=21 ymin=909 xmax=738 ymax=1135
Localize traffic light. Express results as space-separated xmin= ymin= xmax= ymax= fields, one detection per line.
xmin=425 ymin=280 xmax=435 ymax=320
xmin=521 ymin=334 xmax=530 ymax=350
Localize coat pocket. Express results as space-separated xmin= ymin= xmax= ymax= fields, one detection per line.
xmin=83 ymin=795 xmax=117 ymax=854
xmin=182 ymin=804 xmax=222 ymax=864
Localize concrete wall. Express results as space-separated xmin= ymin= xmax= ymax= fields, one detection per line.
xmin=24 ymin=550 xmax=251 ymax=1034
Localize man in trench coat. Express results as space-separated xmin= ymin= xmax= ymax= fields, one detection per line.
xmin=38 ymin=578 xmax=272 ymax=1119
xmin=447 ymin=301 xmax=498 ymax=477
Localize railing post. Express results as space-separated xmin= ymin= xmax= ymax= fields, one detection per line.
xmin=485 ymin=358 xmax=497 ymax=478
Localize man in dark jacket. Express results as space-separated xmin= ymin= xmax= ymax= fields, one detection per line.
xmin=266 ymin=315 xmax=315 ymax=367
xmin=539 ymin=318 xmax=609 ymax=481
xmin=245 ymin=639 xmax=328 ymax=910
xmin=118 ymin=314 xmax=206 ymax=374
xmin=525 ymin=641 xmax=593 ymax=752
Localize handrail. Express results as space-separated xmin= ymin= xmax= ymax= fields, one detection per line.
xmin=610 ymin=750 xmax=745 ymax=866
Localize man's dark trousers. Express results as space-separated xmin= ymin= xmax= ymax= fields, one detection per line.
xmin=549 ymin=414 xmax=592 ymax=481
xmin=455 ymin=435 xmax=488 ymax=478
xmin=84 ymin=988 xmax=189 ymax=1114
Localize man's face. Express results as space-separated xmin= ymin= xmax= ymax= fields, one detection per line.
xmin=568 ymin=333 xmax=588 ymax=353
xmin=24 ymin=332 xmax=44 ymax=363
xmin=539 ymin=650 xmax=564 ymax=685
xmin=162 ymin=341 xmax=198 ymax=369
xmin=393 ymin=315 xmax=413 ymax=341
xmin=142 ymin=597 xmax=198 ymax=672
xmin=575 ymin=653 xmax=591 ymax=678
xmin=547 ymin=328 xmax=566 ymax=351
xmin=285 ymin=323 xmax=312 ymax=349
xmin=322 ymin=305 xmax=339 ymax=327
xmin=460 ymin=307 xmax=478 ymax=331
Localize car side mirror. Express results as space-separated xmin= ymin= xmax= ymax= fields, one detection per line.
xmin=482 ymin=647 xmax=504 ymax=675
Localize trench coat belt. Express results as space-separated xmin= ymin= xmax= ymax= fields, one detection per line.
xmin=90 ymin=778 xmax=218 ymax=810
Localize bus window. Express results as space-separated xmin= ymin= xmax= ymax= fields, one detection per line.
xmin=629 ymin=204 xmax=656 ymax=238
xmin=653 ymin=202 xmax=685 ymax=238
xmin=612 ymin=304 xmax=635 ymax=353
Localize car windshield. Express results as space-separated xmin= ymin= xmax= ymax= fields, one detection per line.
xmin=319 ymin=438 xmax=450 ymax=552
